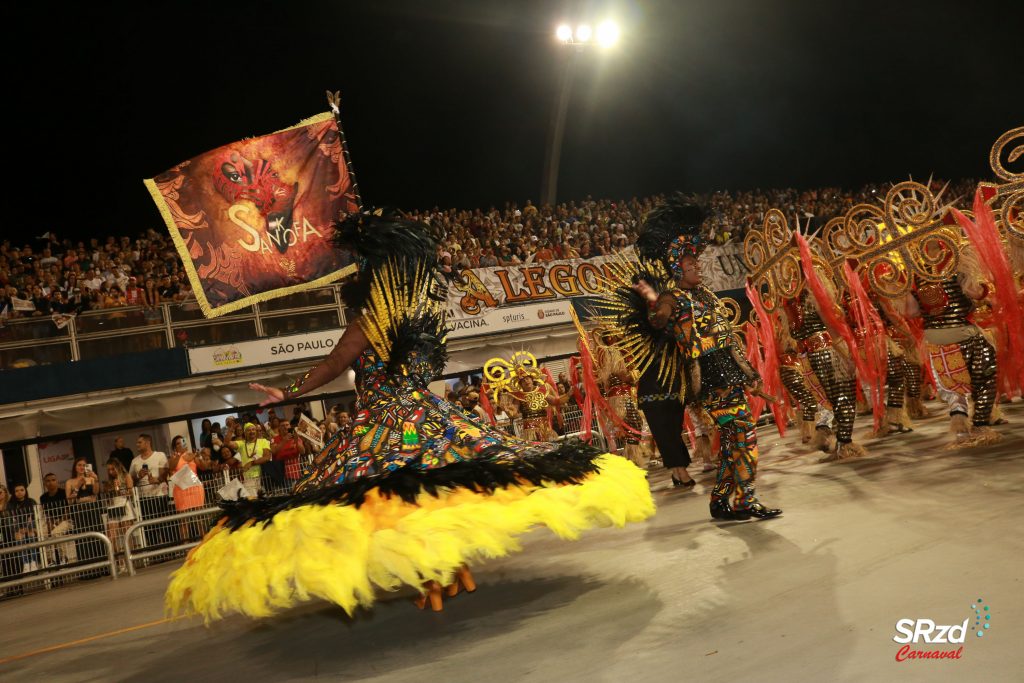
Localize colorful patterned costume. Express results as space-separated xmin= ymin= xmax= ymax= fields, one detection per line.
xmin=166 ymin=213 xmax=654 ymax=620
xmin=665 ymin=285 xmax=765 ymax=511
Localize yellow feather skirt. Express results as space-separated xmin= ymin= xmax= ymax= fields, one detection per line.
xmin=166 ymin=454 xmax=654 ymax=621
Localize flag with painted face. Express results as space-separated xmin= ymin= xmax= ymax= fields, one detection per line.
xmin=144 ymin=112 xmax=360 ymax=318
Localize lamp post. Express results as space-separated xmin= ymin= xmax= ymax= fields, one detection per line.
xmin=541 ymin=21 xmax=620 ymax=207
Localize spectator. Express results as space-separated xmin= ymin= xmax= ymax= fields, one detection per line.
xmin=265 ymin=414 xmax=282 ymax=440
xmin=336 ymin=411 xmax=352 ymax=437
xmin=168 ymin=436 xmax=205 ymax=540
xmin=39 ymin=473 xmax=74 ymax=568
xmin=271 ymin=421 xmax=308 ymax=486
xmin=109 ymin=436 xmax=134 ymax=473
xmin=124 ymin=276 xmax=146 ymax=306
xmin=7 ymin=484 xmax=40 ymax=574
xmin=102 ymin=459 xmax=135 ymax=565
xmin=227 ymin=423 xmax=271 ymax=499
xmin=66 ymin=457 xmax=105 ymax=575
xmin=129 ymin=434 xmax=172 ymax=548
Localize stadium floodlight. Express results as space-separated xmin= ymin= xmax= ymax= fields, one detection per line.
xmin=555 ymin=24 xmax=573 ymax=42
xmin=575 ymin=24 xmax=592 ymax=42
xmin=596 ymin=21 xmax=620 ymax=47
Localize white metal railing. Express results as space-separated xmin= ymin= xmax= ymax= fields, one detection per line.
xmin=0 ymin=284 xmax=346 ymax=367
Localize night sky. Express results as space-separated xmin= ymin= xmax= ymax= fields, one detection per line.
xmin=12 ymin=0 xmax=1023 ymax=241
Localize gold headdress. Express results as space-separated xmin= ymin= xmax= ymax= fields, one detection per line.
xmin=483 ymin=351 xmax=550 ymax=404
xmin=825 ymin=181 xmax=962 ymax=299
xmin=743 ymin=209 xmax=838 ymax=311
xmin=978 ymin=126 xmax=1023 ymax=242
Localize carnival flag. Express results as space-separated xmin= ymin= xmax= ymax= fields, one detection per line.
xmin=144 ymin=112 xmax=360 ymax=318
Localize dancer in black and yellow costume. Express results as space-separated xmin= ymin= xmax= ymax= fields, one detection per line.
xmin=627 ymin=197 xmax=781 ymax=521
xmin=166 ymin=212 xmax=654 ymax=620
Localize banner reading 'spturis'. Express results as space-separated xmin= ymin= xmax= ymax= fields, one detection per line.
xmin=144 ymin=112 xmax=360 ymax=318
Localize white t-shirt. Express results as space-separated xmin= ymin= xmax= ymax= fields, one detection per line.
xmin=129 ymin=451 xmax=169 ymax=497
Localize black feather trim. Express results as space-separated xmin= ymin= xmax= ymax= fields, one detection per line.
xmin=386 ymin=309 xmax=449 ymax=377
xmin=215 ymin=440 xmax=603 ymax=531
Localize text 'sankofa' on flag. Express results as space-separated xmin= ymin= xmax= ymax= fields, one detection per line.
xmin=144 ymin=112 xmax=360 ymax=318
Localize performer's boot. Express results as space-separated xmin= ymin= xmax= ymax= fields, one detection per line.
xmin=413 ymin=581 xmax=444 ymax=612
xmin=710 ymin=482 xmax=750 ymax=521
xmin=747 ymin=502 xmax=783 ymax=519
xmin=710 ymin=498 xmax=751 ymax=521
xmin=415 ymin=567 xmax=478 ymax=610
xmin=735 ymin=482 xmax=782 ymax=520
xmin=445 ymin=565 xmax=477 ymax=597
xmin=819 ymin=439 xmax=867 ymax=463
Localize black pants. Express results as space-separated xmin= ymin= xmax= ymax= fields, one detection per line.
xmin=640 ymin=399 xmax=691 ymax=468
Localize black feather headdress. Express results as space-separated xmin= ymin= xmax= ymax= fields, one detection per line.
xmin=332 ymin=210 xmax=444 ymax=310
xmin=635 ymin=193 xmax=709 ymax=275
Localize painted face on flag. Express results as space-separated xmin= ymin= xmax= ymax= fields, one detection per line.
xmin=213 ymin=150 xmax=298 ymax=254
xmin=213 ymin=151 xmax=295 ymax=216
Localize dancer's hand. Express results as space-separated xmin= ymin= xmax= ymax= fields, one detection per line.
xmin=249 ymin=382 xmax=285 ymax=406
xmin=631 ymin=279 xmax=657 ymax=303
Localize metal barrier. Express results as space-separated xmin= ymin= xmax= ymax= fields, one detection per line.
xmin=0 ymin=532 xmax=118 ymax=590
xmin=0 ymin=284 xmax=347 ymax=365
xmin=123 ymin=507 xmax=222 ymax=576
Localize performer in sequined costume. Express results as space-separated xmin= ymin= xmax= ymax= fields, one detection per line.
xmin=484 ymin=353 xmax=568 ymax=442
xmin=779 ymin=350 xmax=827 ymax=444
xmin=907 ymin=274 xmax=999 ymax=443
xmin=634 ymin=197 xmax=782 ymax=521
xmin=166 ymin=212 xmax=654 ymax=620
xmin=782 ymin=290 xmax=861 ymax=461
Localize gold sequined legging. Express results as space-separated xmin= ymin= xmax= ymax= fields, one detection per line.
xmin=905 ymin=362 xmax=922 ymax=400
xmin=808 ymin=347 xmax=857 ymax=444
xmin=961 ymin=335 xmax=998 ymax=426
xmin=781 ymin=366 xmax=817 ymax=422
xmin=886 ymin=354 xmax=908 ymax=409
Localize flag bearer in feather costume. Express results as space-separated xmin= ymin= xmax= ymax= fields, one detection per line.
xmin=631 ymin=196 xmax=782 ymax=521
xmin=166 ymin=211 xmax=655 ymax=620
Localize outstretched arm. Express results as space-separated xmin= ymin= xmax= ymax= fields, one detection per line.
xmin=250 ymin=322 xmax=371 ymax=406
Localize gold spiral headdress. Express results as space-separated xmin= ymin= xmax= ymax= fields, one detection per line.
xmin=483 ymin=351 xmax=549 ymax=403
xmin=742 ymin=210 xmax=837 ymax=311
xmin=826 ymin=181 xmax=962 ymax=299
xmin=978 ymin=126 xmax=1023 ymax=242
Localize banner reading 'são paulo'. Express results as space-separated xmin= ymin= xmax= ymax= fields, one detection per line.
xmin=144 ymin=112 xmax=360 ymax=318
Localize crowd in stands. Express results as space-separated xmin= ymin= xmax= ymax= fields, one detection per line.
xmin=0 ymin=180 xmax=976 ymax=323
xmin=0 ymin=231 xmax=193 ymax=321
